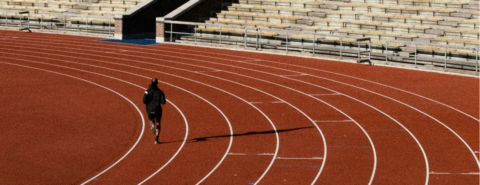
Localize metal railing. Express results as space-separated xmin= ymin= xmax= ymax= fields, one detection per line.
xmin=163 ymin=20 xmax=480 ymax=72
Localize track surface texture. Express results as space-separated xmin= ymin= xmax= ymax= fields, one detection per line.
xmin=0 ymin=30 xmax=479 ymax=185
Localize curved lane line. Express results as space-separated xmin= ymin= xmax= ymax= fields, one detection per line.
xmin=0 ymin=50 xmax=327 ymax=184
xmin=84 ymin=45 xmax=476 ymax=170
xmin=0 ymin=62 xmax=146 ymax=185
xmin=0 ymin=45 xmax=386 ymax=184
xmin=0 ymin=58 xmax=195 ymax=183
xmin=1 ymin=51 xmax=336 ymax=184
xmin=1 ymin=34 xmax=475 ymax=124
xmin=138 ymin=99 xmax=189 ymax=185
xmin=1 ymin=32 xmax=477 ymax=180
xmin=151 ymin=44 xmax=480 ymax=121
xmin=0 ymin=55 xmax=274 ymax=184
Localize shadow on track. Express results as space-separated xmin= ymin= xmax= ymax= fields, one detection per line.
xmin=160 ymin=126 xmax=314 ymax=144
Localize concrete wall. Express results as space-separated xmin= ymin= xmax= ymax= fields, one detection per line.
xmin=155 ymin=0 xmax=236 ymax=42
xmin=115 ymin=0 xmax=190 ymax=39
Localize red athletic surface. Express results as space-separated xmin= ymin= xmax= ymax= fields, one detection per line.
xmin=0 ymin=30 xmax=479 ymax=185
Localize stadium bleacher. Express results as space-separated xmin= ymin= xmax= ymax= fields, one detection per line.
xmin=168 ymin=0 xmax=479 ymax=70
xmin=0 ymin=0 xmax=139 ymax=33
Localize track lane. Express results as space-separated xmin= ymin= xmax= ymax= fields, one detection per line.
xmin=0 ymin=55 xmax=236 ymax=184
xmin=0 ymin=62 xmax=144 ymax=184
xmin=0 ymin=31 xmax=476 ymax=184
xmin=0 ymin=47 xmax=284 ymax=184
xmin=3 ymin=36 xmax=434 ymax=184
xmin=151 ymin=45 xmax=478 ymax=182
xmin=150 ymin=44 xmax=479 ymax=120
xmin=152 ymin=44 xmax=479 ymax=183
xmin=0 ymin=45 xmax=326 ymax=185
xmin=136 ymin=44 xmax=478 ymax=163
xmin=79 ymin=43 xmax=476 ymax=184
xmin=0 ymin=33 xmax=344 ymax=184
xmin=0 ymin=34 xmax=336 ymax=184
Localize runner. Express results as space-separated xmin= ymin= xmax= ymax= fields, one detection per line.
xmin=142 ymin=78 xmax=166 ymax=144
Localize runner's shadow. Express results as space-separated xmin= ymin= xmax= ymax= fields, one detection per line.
xmin=162 ymin=126 xmax=314 ymax=144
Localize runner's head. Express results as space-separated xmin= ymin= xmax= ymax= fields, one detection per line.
xmin=152 ymin=78 xmax=158 ymax=85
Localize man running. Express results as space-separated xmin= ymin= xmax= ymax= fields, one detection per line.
xmin=142 ymin=78 xmax=166 ymax=144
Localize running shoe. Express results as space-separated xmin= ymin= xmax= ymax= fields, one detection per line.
xmin=150 ymin=122 xmax=155 ymax=135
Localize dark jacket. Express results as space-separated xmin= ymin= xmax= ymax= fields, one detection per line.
xmin=143 ymin=84 xmax=166 ymax=115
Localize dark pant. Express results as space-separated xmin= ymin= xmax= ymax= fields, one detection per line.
xmin=148 ymin=111 xmax=162 ymax=134
xmin=148 ymin=111 xmax=162 ymax=123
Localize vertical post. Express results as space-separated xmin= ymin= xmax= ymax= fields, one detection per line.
xmin=108 ymin=17 xmax=111 ymax=35
xmin=414 ymin=44 xmax=417 ymax=66
xmin=340 ymin=38 xmax=343 ymax=59
xmin=369 ymin=39 xmax=371 ymax=62
xmin=385 ymin=42 xmax=389 ymax=63
xmin=259 ymin=28 xmax=262 ymax=50
xmin=256 ymin=28 xmax=258 ymax=50
xmin=358 ymin=40 xmax=360 ymax=63
xmin=170 ymin=22 xmax=172 ymax=42
xmin=40 ymin=14 xmax=43 ymax=30
xmin=64 ymin=14 xmax=66 ymax=31
xmin=312 ymin=34 xmax=315 ymax=58
xmin=244 ymin=27 xmax=247 ymax=49
xmin=476 ymin=48 xmax=478 ymax=72
xmin=86 ymin=16 xmax=88 ymax=33
xmin=155 ymin=18 xmax=166 ymax=43
xmin=444 ymin=47 xmax=447 ymax=71
xmin=194 ymin=25 xmax=197 ymax=45
xmin=286 ymin=32 xmax=288 ymax=55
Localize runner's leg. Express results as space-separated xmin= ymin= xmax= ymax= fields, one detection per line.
xmin=155 ymin=111 xmax=162 ymax=144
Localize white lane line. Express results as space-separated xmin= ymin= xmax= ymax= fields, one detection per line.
xmin=3 ymin=33 xmax=477 ymax=183
xmin=0 ymin=43 xmax=362 ymax=185
xmin=4 ymin=38 xmax=450 ymax=184
xmin=0 ymin=53 xmax=278 ymax=184
xmin=314 ymin=120 xmax=353 ymax=123
xmin=309 ymin=93 xmax=342 ymax=96
xmin=138 ymin=101 xmax=188 ymax=185
xmin=145 ymin=44 xmax=476 ymax=179
xmin=284 ymin=74 xmax=478 ymax=169
xmin=1 ymin=42 xmax=434 ymax=185
xmin=151 ymin=42 xmax=480 ymax=122
xmin=276 ymin=157 xmax=323 ymax=160
xmin=0 ymin=62 xmax=146 ymax=185
xmin=1 ymin=56 xmax=234 ymax=185
xmin=195 ymin=70 xmax=222 ymax=73
xmin=258 ymin=153 xmax=275 ymax=156
xmin=228 ymin=153 xmax=247 ymax=155
xmin=430 ymin=172 xmax=480 ymax=175
xmin=249 ymin=102 xmax=289 ymax=104
xmin=104 ymin=50 xmax=129 ymax=54
xmin=0 ymin=57 xmax=196 ymax=184
xmin=3 ymin=34 xmax=478 ymax=125
xmin=227 ymin=153 xmax=323 ymax=160
xmin=101 ymin=47 xmax=435 ymax=184
xmin=95 ymin=43 xmax=480 ymax=184
xmin=281 ymin=73 xmax=308 ymax=77
xmin=0 ymin=47 xmax=324 ymax=185
xmin=240 ymin=59 xmax=262 ymax=62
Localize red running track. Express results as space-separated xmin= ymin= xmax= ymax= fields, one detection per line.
xmin=0 ymin=30 xmax=478 ymax=184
